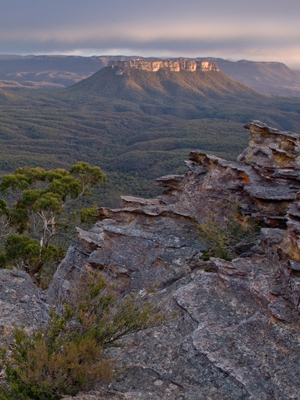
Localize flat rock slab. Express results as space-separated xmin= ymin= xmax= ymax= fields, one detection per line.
xmin=91 ymin=271 xmax=300 ymax=400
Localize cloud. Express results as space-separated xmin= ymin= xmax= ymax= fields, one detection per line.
xmin=1 ymin=0 xmax=300 ymax=68
xmin=2 ymin=36 xmax=300 ymax=69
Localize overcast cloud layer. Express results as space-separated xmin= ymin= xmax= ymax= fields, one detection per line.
xmin=1 ymin=0 xmax=300 ymax=68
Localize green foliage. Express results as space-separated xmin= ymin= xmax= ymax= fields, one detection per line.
xmin=79 ymin=205 xmax=98 ymax=224
xmin=3 ymin=234 xmax=65 ymax=279
xmin=0 ymin=344 xmax=6 ymax=370
xmin=5 ymin=235 xmax=40 ymax=267
xmin=0 ymin=163 xmax=106 ymax=277
xmin=63 ymin=272 xmax=163 ymax=347
xmin=70 ymin=162 xmax=106 ymax=193
xmin=3 ymin=330 xmax=109 ymax=400
xmin=33 ymin=192 xmax=62 ymax=214
xmin=0 ymin=198 xmax=9 ymax=215
xmin=1 ymin=69 xmax=300 ymax=207
xmin=41 ymin=245 xmax=65 ymax=265
xmin=0 ymin=252 xmax=6 ymax=268
xmin=199 ymin=205 xmax=259 ymax=261
xmin=1 ymin=163 xmax=106 ymax=210
xmin=1 ymin=272 xmax=163 ymax=399
xmin=0 ymin=198 xmax=11 ymax=240
xmin=199 ymin=213 xmax=233 ymax=261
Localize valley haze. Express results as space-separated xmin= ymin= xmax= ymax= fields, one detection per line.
xmin=1 ymin=55 xmax=300 ymax=97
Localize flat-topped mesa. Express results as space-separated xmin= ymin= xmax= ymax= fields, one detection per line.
xmin=109 ymin=58 xmax=220 ymax=74
xmin=238 ymin=120 xmax=300 ymax=170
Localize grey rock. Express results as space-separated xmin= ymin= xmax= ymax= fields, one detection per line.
xmin=43 ymin=122 xmax=300 ymax=398
xmin=0 ymin=268 xmax=48 ymax=345
xmin=66 ymin=264 xmax=300 ymax=399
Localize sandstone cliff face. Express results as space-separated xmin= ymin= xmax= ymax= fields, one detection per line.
xmin=52 ymin=121 xmax=300 ymax=399
xmin=109 ymin=59 xmax=219 ymax=75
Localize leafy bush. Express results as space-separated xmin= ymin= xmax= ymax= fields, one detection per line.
xmin=0 ymin=272 xmax=163 ymax=399
xmin=199 ymin=205 xmax=259 ymax=261
xmin=79 ymin=205 xmax=98 ymax=224
xmin=5 ymin=235 xmax=40 ymax=268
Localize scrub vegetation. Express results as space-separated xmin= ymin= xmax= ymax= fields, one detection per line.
xmin=0 ymin=272 xmax=163 ymax=399
xmin=199 ymin=202 xmax=260 ymax=261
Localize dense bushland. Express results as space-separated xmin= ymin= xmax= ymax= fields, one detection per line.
xmin=1 ymin=68 xmax=300 ymax=207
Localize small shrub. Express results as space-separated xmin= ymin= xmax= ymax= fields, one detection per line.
xmin=4 ymin=330 xmax=110 ymax=400
xmin=0 ymin=345 xmax=6 ymax=371
xmin=199 ymin=205 xmax=259 ymax=261
xmin=79 ymin=205 xmax=98 ymax=224
xmin=1 ymin=271 xmax=163 ymax=400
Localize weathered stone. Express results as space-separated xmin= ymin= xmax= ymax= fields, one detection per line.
xmin=49 ymin=121 xmax=300 ymax=316
xmin=242 ymin=120 xmax=300 ymax=169
xmin=12 ymin=121 xmax=300 ymax=399
xmin=0 ymin=269 xmax=48 ymax=346
xmin=68 ymin=266 xmax=300 ymax=399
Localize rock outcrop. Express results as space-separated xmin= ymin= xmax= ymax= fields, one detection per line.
xmin=109 ymin=59 xmax=219 ymax=75
xmin=2 ymin=121 xmax=300 ymax=399
xmin=51 ymin=121 xmax=300 ymax=399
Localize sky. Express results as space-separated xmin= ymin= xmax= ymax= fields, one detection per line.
xmin=1 ymin=0 xmax=300 ymax=69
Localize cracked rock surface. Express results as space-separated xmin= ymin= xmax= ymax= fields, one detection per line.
xmin=63 ymin=262 xmax=300 ymax=399
xmin=59 ymin=122 xmax=300 ymax=399
xmin=2 ymin=121 xmax=300 ymax=399
xmin=0 ymin=269 xmax=48 ymax=346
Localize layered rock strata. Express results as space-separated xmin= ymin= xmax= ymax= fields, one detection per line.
xmin=109 ymin=59 xmax=219 ymax=74
xmin=2 ymin=121 xmax=300 ymax=399
xmin=53 ymin=121 xmax=300 ymax=399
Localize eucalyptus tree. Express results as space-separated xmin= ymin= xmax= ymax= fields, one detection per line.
xmin=0 ymin=162 xmax=106 ymax=276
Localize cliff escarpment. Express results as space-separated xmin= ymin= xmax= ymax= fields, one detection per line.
xmin=109 ymin=59 xmax=219 ymax=74
xmin=68 ymin=58 xmax=254 ymax=103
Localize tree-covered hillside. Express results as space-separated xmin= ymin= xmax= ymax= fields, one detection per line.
xmin=1 ymin=66 xmax=300 ymax=206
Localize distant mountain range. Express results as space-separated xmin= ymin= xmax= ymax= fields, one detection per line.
xmin=68 ymin=62 xmax=259 ymax=103
xmin=1 ymin=60 xmax=300 ymax=206
xmin=0 ymin=55 xmax=300 ymax=96
xmin=196 ymin=57 xmax=300 ymax=97
xmin=0 ymin=55 xmax=137 ymax=89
